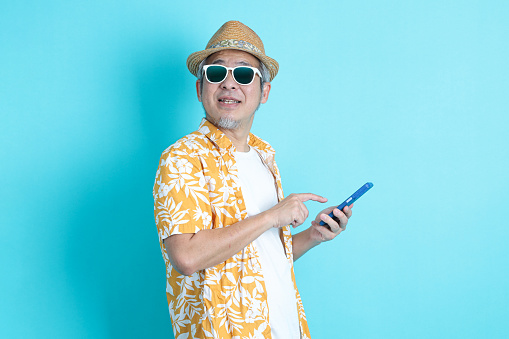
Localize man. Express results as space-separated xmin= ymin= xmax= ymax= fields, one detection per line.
xmin=153 ymin=21 xmax=352 ymax=339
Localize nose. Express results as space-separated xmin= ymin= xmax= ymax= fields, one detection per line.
xmin=221 ymin=70 xmax=237 ymax=89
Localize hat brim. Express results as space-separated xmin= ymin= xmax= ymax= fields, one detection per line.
xmin=187 ymin=47 xmax=279 ymax=82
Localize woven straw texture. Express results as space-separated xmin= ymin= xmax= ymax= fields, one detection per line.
xmin=187 ymin=21 xmax=279 ymax=82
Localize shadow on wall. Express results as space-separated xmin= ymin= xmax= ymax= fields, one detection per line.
xmin=62 ymin=38 xmax=194 ymax=339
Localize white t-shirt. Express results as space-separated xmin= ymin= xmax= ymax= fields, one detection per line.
xmin=234 ymin=146 xmax=300 ymax=339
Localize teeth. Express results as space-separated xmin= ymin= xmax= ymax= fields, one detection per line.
xmin=221 ymin=99 xmax=240 ymax=104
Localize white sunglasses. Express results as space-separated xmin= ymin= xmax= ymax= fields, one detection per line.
xmin=203 ymin=65 xmax=262 ymax=85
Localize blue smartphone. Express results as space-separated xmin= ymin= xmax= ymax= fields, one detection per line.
xmin=319 ymin=182 xmax=374 ymax=228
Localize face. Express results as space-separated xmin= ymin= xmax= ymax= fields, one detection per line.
xmin=196 ymin=49 xmax=271 ymax=132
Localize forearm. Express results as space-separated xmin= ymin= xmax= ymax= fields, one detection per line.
xmin=164 ymin=211 xmax=274 ymax=275
xmin=292 ymin=227 xmax=322 ymax=261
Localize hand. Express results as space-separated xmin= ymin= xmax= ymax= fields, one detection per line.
xmin=267 ymin=193 xmax=328 ymax=228
xmin=310 ymin=204 xmax=353 ymax=242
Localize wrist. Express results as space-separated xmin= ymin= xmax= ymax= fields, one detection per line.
xmin=258 ymin=209 xmax=279 ymax=230
xmin=261 ymin=208 xmax=281 ymax=229
xmin=307 ymin=226 xmax=322 ymax=247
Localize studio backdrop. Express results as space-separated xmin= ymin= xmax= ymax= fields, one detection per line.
xmin=1 ymin=1 xmax=508 ymax=338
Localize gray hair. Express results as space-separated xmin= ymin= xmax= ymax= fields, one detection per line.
xmin=197 ymin=57 xmax=270 ymax=94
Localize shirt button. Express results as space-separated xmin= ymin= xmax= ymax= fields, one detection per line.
xmin=238 ymin=199 xmax=243 ymax=204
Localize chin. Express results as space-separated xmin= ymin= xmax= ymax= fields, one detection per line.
xmin=216 ymin=117 xmax=241 ymax=130
xmin=206 ymin=115 xmax=241 ymax=130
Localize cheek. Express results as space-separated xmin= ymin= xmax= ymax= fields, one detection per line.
xmin=244 ymin=87 xmax=262 ymax=103
xmin=201 ymin=86 xmax=216 ymax=104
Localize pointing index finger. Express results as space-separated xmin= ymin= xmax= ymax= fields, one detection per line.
xmin=294 ymin=193 xmax=328 ymax=203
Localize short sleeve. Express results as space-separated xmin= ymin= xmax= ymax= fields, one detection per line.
xmin=153 ymin=147 xmax=212 ymax=242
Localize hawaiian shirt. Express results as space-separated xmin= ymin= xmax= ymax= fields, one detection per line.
xmin=153 ymin=119 xmax=311 ymax=339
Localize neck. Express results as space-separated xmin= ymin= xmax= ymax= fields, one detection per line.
xmin=221 ymin=128 xmax=250 ymax=152
xmin=206 ymin=115 xmax=254 ymax=152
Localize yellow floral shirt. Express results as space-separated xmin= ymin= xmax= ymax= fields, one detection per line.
xmin=153 ymin=119 xmax=311 ymax=339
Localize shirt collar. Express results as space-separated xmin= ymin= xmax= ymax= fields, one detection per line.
xmin=197 ymin=118 xmax=273 ymax=153
xmin=198 ymin=118 xmax=233 ymax=150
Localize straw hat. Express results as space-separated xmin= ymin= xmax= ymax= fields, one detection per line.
xmin=187 ymin=21 xmax=279 ymax=82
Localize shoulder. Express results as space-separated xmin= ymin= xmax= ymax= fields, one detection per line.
xmin=160 ymin=129 xmax=212 ymax=158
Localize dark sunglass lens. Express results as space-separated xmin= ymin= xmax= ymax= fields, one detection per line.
xmin=233 ymin=67 xmax=255 ymax=85
xmin=206 ymin=65 xmax=227 ymax=83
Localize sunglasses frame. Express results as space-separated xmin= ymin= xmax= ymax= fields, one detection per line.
xmin=203 ymin=64 xmax=262 ymax=86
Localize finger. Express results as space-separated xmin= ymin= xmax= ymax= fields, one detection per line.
xmin=293 ymin=210 xmax=306 ymax=227
xmin=322 ymin=205 xmax=337 ymax=214
xmin=300 ymin=202 xmax=309 ymax=220
xmin=312 ymin=221 xmax=333 ymax=241
xmin=313 ymin=220 xmax=331 ymax=232
xmin=294 ymin=193 xmax=328 ymax=203
xmin=333 ymin=208 xmax=348 ymax=230
xmin=343 ymin=205 xmax=353 ymax=218
xmin=320 ymin=213 xmax=341 ymax=233
xmin=290 ymin=205 xmax=308 ymax=228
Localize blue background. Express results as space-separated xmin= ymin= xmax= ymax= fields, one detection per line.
xmin=1 ymin=1 xmax=508 ymax=338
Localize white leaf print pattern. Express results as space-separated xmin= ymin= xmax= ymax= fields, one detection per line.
xmin=153 ymin=119 xmax=312 ymax=338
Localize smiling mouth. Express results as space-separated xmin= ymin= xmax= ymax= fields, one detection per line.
xmin=219 ymin=99 xmax=241 ymax=104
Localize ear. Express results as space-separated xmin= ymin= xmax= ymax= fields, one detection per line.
xmin=196 ymin=79 xmax=202 ymax=102
xmin=260 ymin=82 xmax=271 ymax=104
